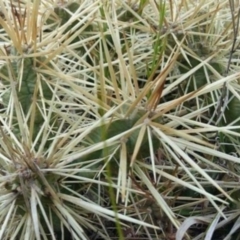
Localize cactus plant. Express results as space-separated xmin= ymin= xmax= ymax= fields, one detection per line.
xmin=0 ymin=0 xmax=240 ymax=239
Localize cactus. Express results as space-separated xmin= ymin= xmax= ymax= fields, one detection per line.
xmin=0 ymin=0 xmax=240 ymax=239
xmin=0 ymin=53 xmax=54 ymax=140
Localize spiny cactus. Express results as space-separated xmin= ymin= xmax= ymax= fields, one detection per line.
xmin=0 ymin=1 xmax=163 ymax=239
xmin=0 ymin=0 xmax=240 ymax=239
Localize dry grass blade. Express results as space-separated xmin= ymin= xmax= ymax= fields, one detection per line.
xmin=176 ymin=216 xmax=212 ymax=240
